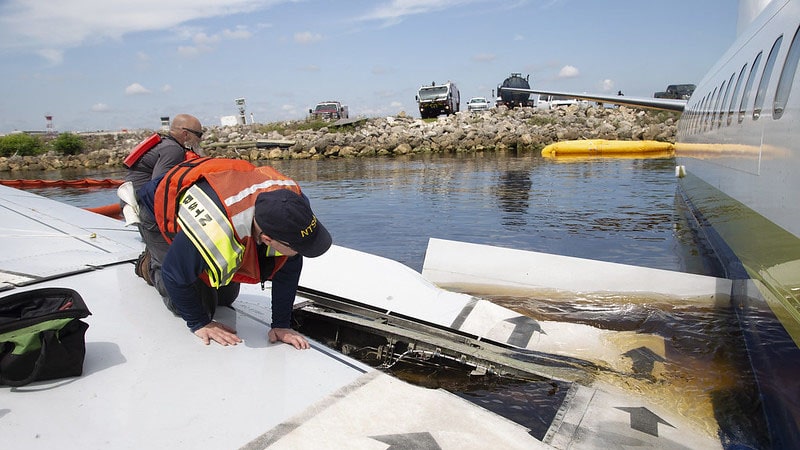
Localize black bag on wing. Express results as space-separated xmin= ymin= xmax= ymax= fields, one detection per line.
xmin=0 ymin=288 xmax=91 ymax=387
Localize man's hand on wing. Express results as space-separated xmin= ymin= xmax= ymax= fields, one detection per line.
xmin=194 ymin=321 xmax=243 ymax=346
xmin=268 ymin=327 xmax=310 ymax=350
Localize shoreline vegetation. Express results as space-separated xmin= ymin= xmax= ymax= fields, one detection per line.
xmin=0 ymin=105 xmax=679 ymax=172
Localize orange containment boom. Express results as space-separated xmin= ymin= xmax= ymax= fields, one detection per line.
xmin=0 ymin=178 xmax=124 ymax=188
xmin=85 ymin=203 xmax=123 ymax=219
xmin=0 ymin=178 xmax=125 ymax=219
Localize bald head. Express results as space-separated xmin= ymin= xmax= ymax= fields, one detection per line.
xmin=169 ymin=114 xmax=203 ymax=150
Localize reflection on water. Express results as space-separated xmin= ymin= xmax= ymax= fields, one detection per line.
xmin=266 ymin=154 xmax=706 ymax=275
xmin=5 ymin=153 xmax=763 ymax=444
xmin=495 ymin=169 xmax=532 ymax=227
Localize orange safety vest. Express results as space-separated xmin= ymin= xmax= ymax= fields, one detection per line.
xmin=154 ymin=157 xmax=302 ymax=285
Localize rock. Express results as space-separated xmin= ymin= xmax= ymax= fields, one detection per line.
xmin=0 ymin=107 xmax=679 ymax=171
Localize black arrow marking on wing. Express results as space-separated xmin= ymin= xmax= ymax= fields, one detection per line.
xmin=504 ymin=315 xmax=544 ymax=347
xmin=616 ymin=406 xmax=675 ymax=437
xmin=623 ymin=346 xmax=667 ymax=379
xmin=370 ymin=432 xmax=441 ymax=449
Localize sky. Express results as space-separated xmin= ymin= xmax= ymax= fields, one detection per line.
xmin=0 ymin=0 xmax=740 ymax=134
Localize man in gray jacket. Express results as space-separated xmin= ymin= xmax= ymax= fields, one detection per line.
xmin=123 ymin=114 xmax=204 ymax=302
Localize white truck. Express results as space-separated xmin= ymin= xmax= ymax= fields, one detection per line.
xmin=536 ymin=95 xmax=588 ymax=110
xmin=416 ymin=81 xmax=460 ymax=119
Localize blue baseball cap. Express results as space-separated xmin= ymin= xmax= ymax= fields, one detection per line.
xmin=254 ymin=189 xmax=332 ymax=258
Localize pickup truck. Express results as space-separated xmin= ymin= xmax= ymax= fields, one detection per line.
xmin=309 ymin=101 xmax=349 ymax=121
xmin=654 ymin=84 xmax=696 ymax=100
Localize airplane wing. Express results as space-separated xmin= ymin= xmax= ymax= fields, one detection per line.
xmin=0 ymin=185 xmax=545 ymax=449
xmin=1 ymin=184 xmax=725 ymax=449
xmin=499 ymin=87 xmax=687 ymax=112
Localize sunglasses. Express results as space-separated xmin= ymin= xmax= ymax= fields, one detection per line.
xmin=182 ymin=127 xmax=203 ymax=139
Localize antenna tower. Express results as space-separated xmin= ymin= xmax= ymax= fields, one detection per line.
xmin=235 ymin=98 xmax=247 ymax=125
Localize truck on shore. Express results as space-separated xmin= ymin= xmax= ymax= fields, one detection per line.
xmin=309 ymin=101 xmax=349 ymax=121
xmin=535 ymin=94 xmax=589 ymax=110
xmin=416 ymin=81 xmax=460 ymax=119
xmin=495 ymin=73 xmax=535 ymax=108
xmin=653 ymin=84 xmax=696 ymax=100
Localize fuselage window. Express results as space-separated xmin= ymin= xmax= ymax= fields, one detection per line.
xmin=706 ymin=87 xmax=718 ymax=132
xmin=753 ymin=35 xmax=783 ymax=120
xmin=717 ymin=72 xmax=736 ymax=128
xmin=692 ymin=96 xmax=701 ymax=133
xmin=774 ymin=24 xmax=800 ymax=120
xmin=695 ymin=99 xmax=702 ymax=133
xmin=698 ymin=93 xmax=710 ymax=133
xmin=739 ymin=51 xmax=763 ymax=123
xmin=728 ymin=63 xmax=747 ymax=126
xmin=711 ymin=80 xmax=728 ymax=129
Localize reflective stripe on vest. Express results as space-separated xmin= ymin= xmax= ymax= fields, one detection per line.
xmin=223 ymin=178 xmax=299 ymax=237
xmin=177 ymin=185 xmax=244 ymax=287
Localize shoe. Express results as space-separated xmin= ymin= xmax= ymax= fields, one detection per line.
xmin=135 ymin=251 xmax=153 ymax=286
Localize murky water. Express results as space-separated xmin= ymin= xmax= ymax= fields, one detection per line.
xmin=1 ymin=153 xmax=764 ymax=446
xmin=483 ymin=290 xmax=762 ymax=444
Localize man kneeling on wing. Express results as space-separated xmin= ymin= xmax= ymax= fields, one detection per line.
xmin=137 ymin=157 xmax=332 ymax=348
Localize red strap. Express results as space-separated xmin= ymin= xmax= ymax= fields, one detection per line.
xmin=123 ymin=133 xmax=162 ymax=169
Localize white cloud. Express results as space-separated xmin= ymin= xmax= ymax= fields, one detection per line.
xmin=193 ymin=32 xmax=221 ymax=46
xmin=37 ymin=49 xmax=63 ymax=65
xmin=172 ymin=25 xmax=252 ymax=57
xmin=178 ymin=45 xmax=203 ymax=58
xmin=558 ymin=65 xmax=579 ymax=78
xmin=299 ymin=65 xmax=320 ymax=72
xmin=513 ymin=34 xmax=524 ymax=41
xmin=600 ymin=79 xmax=614 ymax=92
xmin=134 ymin=51 xmax=151 ymax=70
xmin=223 ymin=26 xmax=252 ymax=40
xmin=125 ymin=83 xmax=151 ymax=95
xmin=162 ymin=84 xmax=173 ymax=93
xmin=91 ymin=103 xmax=109 ymax=112
xmin=294 ymin=31 xmax=323 ymax=44
xmin=0 ymin=0 xmax=273 ymax=64
xmin=471 ymin=53 xmax=496 ymax=62
xmin=359 ymin=0 xmax=483 ymax=25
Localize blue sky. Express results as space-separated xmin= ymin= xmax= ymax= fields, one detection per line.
xmin=0 ymin=0 xmax=739 ymax=134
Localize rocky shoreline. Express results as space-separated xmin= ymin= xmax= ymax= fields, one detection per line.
xmin=0 ymin=105 xmax=679 ymax=172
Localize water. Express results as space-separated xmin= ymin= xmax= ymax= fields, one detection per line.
xmin=1 ymin=154 xmax=703 ymax=273
xmin=2 ymin=153 xmax=763 ymax=445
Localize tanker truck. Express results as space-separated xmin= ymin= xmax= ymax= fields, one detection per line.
xmin=495 ymin=73 xmax=534 ymax=108
xmin=415 ymin=81 xmax=460 ymax=119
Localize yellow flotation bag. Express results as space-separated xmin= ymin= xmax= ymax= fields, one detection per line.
xmin=541 ymin=139 xmax=675 ymax=158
